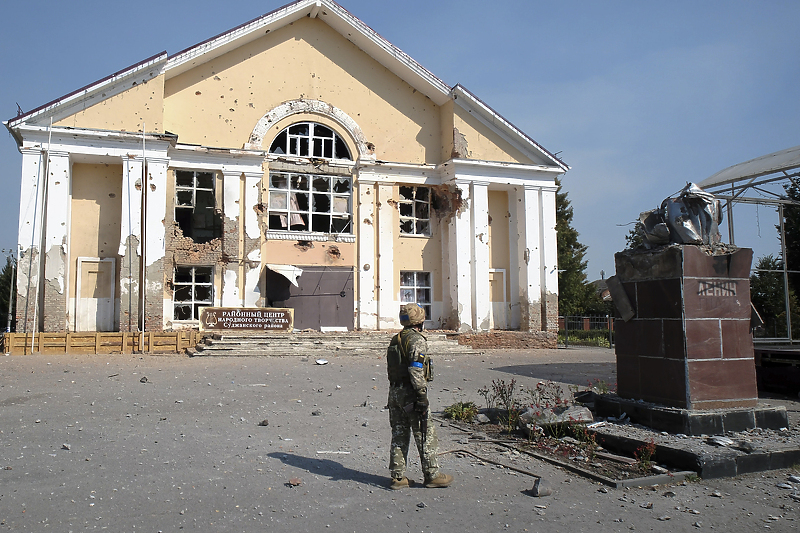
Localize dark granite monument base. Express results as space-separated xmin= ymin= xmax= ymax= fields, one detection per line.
xmin=595 ymin=394 xmax=789 ymax=436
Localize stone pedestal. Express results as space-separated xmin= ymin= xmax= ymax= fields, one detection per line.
xmin=614 ymin=245 xmax=757 ymax=410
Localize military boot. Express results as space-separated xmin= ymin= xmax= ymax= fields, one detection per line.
xmin=390 ymin=477 xmax=410 ymax=490
xmin=424 ymin=473 xmax=453 ymax=488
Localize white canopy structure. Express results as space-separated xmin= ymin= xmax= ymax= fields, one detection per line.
xmin=699 ymin=144 xmax=800 ymax=342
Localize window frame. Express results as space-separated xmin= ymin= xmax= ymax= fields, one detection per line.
xmin=269 ymin=122 xmax=352 ymax=161
xmin=267 ymin=170 xmax=353 ymax=236
xmin=173 ymin=266 xmax=214 ymax=321
xmin=174 ymin=169 xmax=220 ymax=243
xmin=400 ymin=271 xmax=432 ymax=322
xmin=398 ymin=186 xmax=432 ymax=236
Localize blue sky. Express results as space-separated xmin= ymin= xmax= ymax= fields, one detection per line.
xmin=1 ymin=0 xmax=799 ymax=283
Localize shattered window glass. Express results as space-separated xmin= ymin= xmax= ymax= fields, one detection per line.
xmin=269 ymin=122 xmax=352 ymax=160
xmin=398 ymin=186 xmax=432 ymax=236
xmin=174 ymin=170 xmax=221 ymax=243
xmin=400 ymin=271 xmax=432 ymax=320
xmin=267 ymin=171 xmax=352 ymax=234
xmin=173 ymin=266 xmax=213 ymax=321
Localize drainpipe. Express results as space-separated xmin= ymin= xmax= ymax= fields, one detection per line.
xmin=140 ymin=125 xmax=147 ymax=350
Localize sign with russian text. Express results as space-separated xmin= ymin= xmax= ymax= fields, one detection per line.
xmin=199 ymin=307 xmax=294 ymax=332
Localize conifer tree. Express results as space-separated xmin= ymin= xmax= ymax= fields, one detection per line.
xmin=555 ymin=178 xmax=599 ymax=316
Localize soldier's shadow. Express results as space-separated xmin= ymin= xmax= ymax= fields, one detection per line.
xmin=267 ymin=452 xmax=390 ymax=490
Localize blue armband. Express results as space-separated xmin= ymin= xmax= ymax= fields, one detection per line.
xmin=410 ymin=361 xmax=423 ymax=368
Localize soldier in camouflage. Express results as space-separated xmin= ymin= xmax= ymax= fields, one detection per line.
xmin=386 ymin=303 xmax=453 ymax=490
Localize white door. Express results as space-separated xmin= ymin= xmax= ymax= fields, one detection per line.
xmin=76 ymin=258 xmax=115 ymax=332
xmin=489 ymin=269 xmax=507 ymax=330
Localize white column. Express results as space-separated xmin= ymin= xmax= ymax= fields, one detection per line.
xmin=540 ymin=186 xmax=559 ymax=331
xmin=18 ymin=147 xmax=45 ymax=257
xmin=221 ymin=171 xmax=242 ymax=308
xmin=145 ymin=157 xmax=168 ymax=330
xmin=357 ymin=179 xmax=377 ymax=330
xmin=120 ymin=156 xmax=144 ymax=257
xmin=447 ymin=180 xmax=473 ymax=332
xmin=471 ymin=181 xmax=491 ymax=331
xmin=16 ymin=148 xmax=46 ymax=332
xmin=513 ymin=185 xmax=543 ymax=331
xmin=41 ymin=151 xmax=71 ymax=331
xmin=376 ymin=182 xmax=395 ymax=329
xmin=243 ymin=171 xmax=263 ymax=307
xmin=119 ymin=156 xmax=144 ymax=331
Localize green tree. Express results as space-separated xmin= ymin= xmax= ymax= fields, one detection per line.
xmin=556 ymin=177 xmax=600 ymax=316
xmin=0 ymin=255 xmax=16 ymax=332
xmin=782 ymin=181 xmax=800 ymax=296
xmin=750 ymin=254 xmax=799 ymax=338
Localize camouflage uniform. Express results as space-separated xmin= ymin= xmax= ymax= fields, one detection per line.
xmin=386 ymin=327 xmax=440 ymax=482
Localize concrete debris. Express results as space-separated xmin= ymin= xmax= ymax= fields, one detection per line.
xmin=258 ymin=419 xmax=269 ymax=426
xmin=475 ymin=414 xmax=491 ymax=424
xmin=139 ymin=376 xmax=148 ymax=383
xmin=519 ymin=405 xmax=593 ymax=435
xmin=775 ymin=482 xmax=794 ymax=490
xmin=312 ymin=410 xmax=322 ymax=416
xmin=316 ymin=359 xmax=328 ymax=365
xmin=707 ymin=436 xmax=734 ymax=447
xmin=416 ymin=502 xmax=426 ymax=508
xmin=286 ymin=478 xmax=302 ymax=487
xmin=61 ymin=444 xmax=70 ymax=450
xmin=788 ymin=475 xmax=800 ymax=483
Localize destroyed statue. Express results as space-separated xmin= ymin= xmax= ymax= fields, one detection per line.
xmin=635 ymin=183 xmax=723 ymax=248
xmin=386 ymin=303 xmax=453 ymax=490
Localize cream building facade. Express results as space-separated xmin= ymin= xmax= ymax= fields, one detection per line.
xmin=4 ymin=0 xmax=567 ymax=335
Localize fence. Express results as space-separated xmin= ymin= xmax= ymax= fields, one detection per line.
xmin=1 ymin=331 xmax=202 ymax=355
xmin=558 ymin=315 xmax=615 ymax=348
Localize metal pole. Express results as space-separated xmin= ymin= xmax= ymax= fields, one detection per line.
xmin=31 ymin=118 xmax=53 ymax=354
xmin=140 ymin=125 xmax=147 ymax=341
xmin=779 ymin=204 xmax=792 ymax=341
xmin=6 ymin=252 xmax=16 ymax=332
xmin=727 ymin=184 xmax=735 ymax=244
xmin=607 ymin=314 xmax=612 ymax=348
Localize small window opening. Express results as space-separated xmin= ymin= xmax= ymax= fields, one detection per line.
xmin=173 ymin=266 xmax=213 ymax=320
xmin=399 ymin=186 xmax=432 ymax=236
xmin=400 ymin=271 xmax=432 ymax=321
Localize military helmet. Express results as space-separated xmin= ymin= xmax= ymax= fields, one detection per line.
xmin=400 ymin=303 xmax=426 ymax=326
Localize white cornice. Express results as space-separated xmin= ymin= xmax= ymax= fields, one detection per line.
xmin=164 ymin=0 xmax=451 ymax=106
xmin=451 ymin=85 xmax=569 ymax=172
xmin=6 ymin=53 xmax=168 ymax=129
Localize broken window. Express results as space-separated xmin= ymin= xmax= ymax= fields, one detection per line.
xmin=173 ymin=266 xmax=213 ymax=321
xmin=269 ymin=122 xmax=352 ymax=160
xmin=399 ymin=186 xmax=431 ymax=236
xmin=267 ymin=171 xmax=352 ymax=234
xmin=400 ymin=271 xmax=432 ymax=321
xmin=174 ymin=170 xmax=221 ymax=243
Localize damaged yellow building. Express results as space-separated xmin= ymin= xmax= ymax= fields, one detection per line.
xmin=4 ymin=0 xmax=567 ymax=334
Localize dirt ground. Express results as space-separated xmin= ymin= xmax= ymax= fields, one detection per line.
xmin=0 ymin=346 xmax=798 ymax=532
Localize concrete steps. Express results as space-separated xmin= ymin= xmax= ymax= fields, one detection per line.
xmin=192 ymin=331 xmax=479 ymax=357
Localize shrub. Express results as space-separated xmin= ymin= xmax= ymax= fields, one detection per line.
xmin=443 ymin=401 xmax=479 ymax=422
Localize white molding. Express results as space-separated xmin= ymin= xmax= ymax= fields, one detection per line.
xmin=265 ymin=231 xmax=355 ymax=243
xmin=7 ymin=54 xmax=168 ymax=128
xmin=246 ymin=99 xmax=371 ymax=159
xmin=164 ymin=0 xmax=451 ymax=105
xmin=451 ymin=86 xmax=568 ymax=171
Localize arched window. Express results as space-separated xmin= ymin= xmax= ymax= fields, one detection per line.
xmin=269 ymin=122 xmax=352 ymax=160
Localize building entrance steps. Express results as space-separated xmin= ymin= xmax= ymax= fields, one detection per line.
xmin=192 ymin=331 xmax=481 ymax=357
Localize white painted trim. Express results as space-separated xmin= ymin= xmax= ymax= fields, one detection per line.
xmin=264 ymin=231 xmax=355 ymax=243
xmin=246 ymin=99 xmax=371 ymax=158
xmin=7 ymin=54 xmax=168 ymax=128
xmin=451 ymin=85 xmax=569 ymax=171
xmin=163 ymin=0 xmax=451 ymax=105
